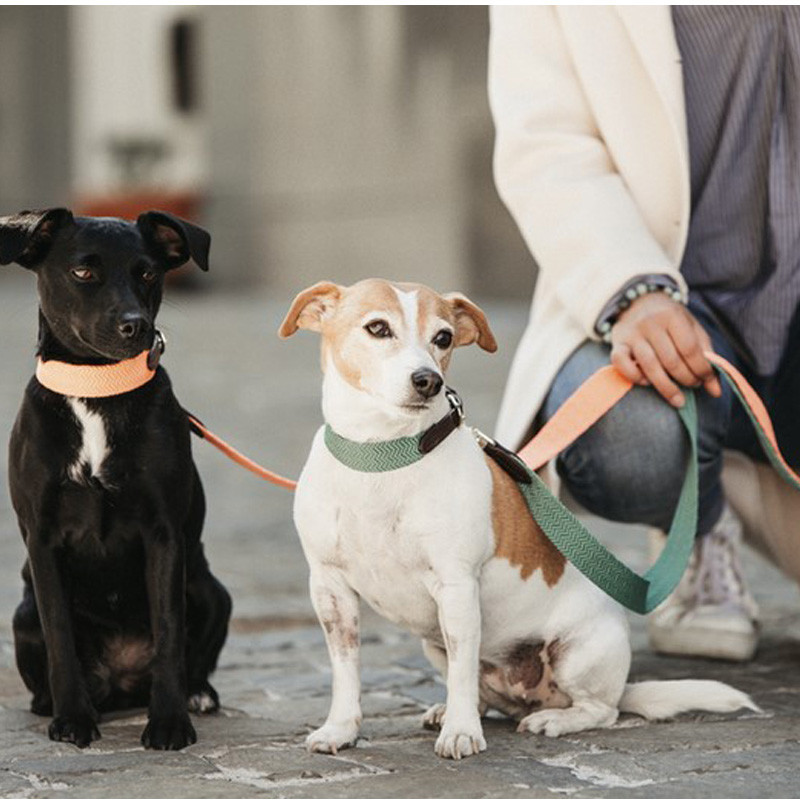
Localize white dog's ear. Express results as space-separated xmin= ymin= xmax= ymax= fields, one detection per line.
xmin=443 ymin=292 xmax=498 ymax=352
xmin=279 ymin=282 xmax=342 ymax=337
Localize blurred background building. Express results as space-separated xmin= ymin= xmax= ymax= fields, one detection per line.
xmin=0 ymin=5 xmax=533 ymax=297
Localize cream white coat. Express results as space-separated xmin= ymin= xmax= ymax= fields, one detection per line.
xmin=490 ymin=5 xmax=689 ymax=448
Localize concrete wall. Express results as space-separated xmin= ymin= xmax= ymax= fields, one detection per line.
xmin=70 ymin=6 xmax=205 ymax=197
xmin=203 ymin=6 xmax=533 ymax=296
xmin=204 ymin=7 xmax=461 ymax=291
xmin=0 ymin=7 xmax=73 ymax=212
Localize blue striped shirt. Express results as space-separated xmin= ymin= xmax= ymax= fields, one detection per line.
xmin=673 ymin=6 xmax=800 ymax=375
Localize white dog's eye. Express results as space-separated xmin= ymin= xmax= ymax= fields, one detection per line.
xmin=364 ymin=319 xmax=392 ymax=339
xmin=432 ymin=329 xmax=453 ymax=349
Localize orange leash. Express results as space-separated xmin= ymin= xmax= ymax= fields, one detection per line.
xmin=186 ymin=351 xmax=800 ymax=495
xmin=186 ymin=367 xmax=635 ymax=491
xmin=518 ymin=365 xmax=634 ymax=471
xmin=518 ymin=350 xmax=800 ymax=485
xmin=187 ymin=415 xmax=297 ymax=491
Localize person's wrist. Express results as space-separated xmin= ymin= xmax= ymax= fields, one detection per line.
xmin=598 ymin=280 xmax=687 ymax=344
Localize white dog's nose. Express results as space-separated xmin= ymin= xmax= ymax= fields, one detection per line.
xmin=411 ymin=368 xmax=443 ymax=399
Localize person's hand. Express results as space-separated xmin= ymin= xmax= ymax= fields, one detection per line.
xmin=609 ymin=292 xmax=722 ymax=408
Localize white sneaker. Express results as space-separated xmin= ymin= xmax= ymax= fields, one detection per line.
xmin=647 ymin=504 xmax=759 ymax=661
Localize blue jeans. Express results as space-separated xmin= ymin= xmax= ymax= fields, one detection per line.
xmin=539 ymin=298 xmax=800 ymax=536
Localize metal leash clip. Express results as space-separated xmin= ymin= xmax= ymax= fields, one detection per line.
xmin=444 ymin=387 xmax=465 ymax=423
xmin=472 ymin=426 xmax=532 ymax=484
xmin=471 ymin=426 xmax=495 ymax=449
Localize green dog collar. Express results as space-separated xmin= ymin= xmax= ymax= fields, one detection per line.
xmin=325 ymin=388 xmax=465 ymax=472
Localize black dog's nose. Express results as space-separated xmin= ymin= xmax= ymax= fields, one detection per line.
xmin=117 ymin=313 xmax=149 ymax=340
xmin=411 ymin=368 xmax=443 ymax=399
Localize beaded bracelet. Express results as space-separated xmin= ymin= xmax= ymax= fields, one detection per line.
xmin=598 ymin=281 xmax=687 ymax=344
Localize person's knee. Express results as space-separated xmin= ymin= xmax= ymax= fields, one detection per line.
xmin=556 ymin=387 xmax=688 ymax=525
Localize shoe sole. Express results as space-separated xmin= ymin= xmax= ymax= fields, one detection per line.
xmin=649 ymin=626 xmax=758 ymax=662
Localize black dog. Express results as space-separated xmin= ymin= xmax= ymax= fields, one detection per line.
xmin=2 ymin=208 xmax=232 ymax=750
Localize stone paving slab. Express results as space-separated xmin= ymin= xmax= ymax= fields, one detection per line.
xmin=1 ymin=274 xmax=799 ymax=798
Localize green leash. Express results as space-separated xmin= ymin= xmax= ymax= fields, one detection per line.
xmin=518 ymin=391 xmax=697 ymax=612
xmin=324 ymin=365 xmax=798 ymax=615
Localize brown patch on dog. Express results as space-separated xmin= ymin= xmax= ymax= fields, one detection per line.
xmin=487 ymin=457 xmax=566 ymax=586
xmin=479 ymin=639 xmax=571 ymax=718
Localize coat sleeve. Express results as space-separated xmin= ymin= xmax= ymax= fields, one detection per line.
xmin=488 ymin=5 xmax=686 ymax=338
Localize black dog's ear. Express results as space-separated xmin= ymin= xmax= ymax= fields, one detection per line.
xmin=0 ymin=208 xmax=74 ymax=268
xmin=137 ymin=210 xmax=210 ymax=272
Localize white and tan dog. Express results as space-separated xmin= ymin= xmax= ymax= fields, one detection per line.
xmin=279 ymin=278 xmax=758 ymax=760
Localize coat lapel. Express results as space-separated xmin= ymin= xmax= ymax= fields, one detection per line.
xmin=555 ymin=5 xmax=689 ymax=259
xmin=615 ymin=5 xmax=687 ymax=150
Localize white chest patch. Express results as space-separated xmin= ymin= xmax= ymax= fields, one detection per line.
xmin=67 ymin=398 xmax=110 ymax=483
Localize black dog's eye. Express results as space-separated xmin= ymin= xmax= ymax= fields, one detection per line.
xmin=141 ymin=269 xmax=159 ymax=284
xmin=70 ymin=267 xmax=95 ymax=283
xmin=364 ymin=320 xmax=392 ymax=339
xmin=433 ymin=329 xmax=453 ymax=349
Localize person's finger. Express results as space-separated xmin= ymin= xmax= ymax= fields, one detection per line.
xmin=631 ymin=339 xmax=685 ymax=407
xmin=647 ymin=327 xmax=700 ymax=387
xmin=610 ymin=342 xmax=647 ymax=385
xmin=667 ymin=315 xmax=722 ymax=397
xmin=689 ymin=320 xmax=722 ymax=397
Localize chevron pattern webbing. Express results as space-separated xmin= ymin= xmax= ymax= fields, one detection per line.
xmin=325 ymin=425 xmax=425 ymax=472
xmin=520 ymin=391 xmax=698 ymax=614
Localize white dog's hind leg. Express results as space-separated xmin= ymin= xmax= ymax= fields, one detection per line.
xmin=517 ymin=699 xmax=619 ymax=737
xmin=518 ymin=614 xmax=630 ymax=738
xmin=421 ymin=640 xmax=448 ymax=730
xmin=306 ymin=568 xmax=362 ymax=755
xmin=429 ymin=577 xmax=487 ymax=759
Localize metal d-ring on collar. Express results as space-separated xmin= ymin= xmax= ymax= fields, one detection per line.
xmin=323 ymin=386 xmax=466 ymax=473
xmin=147 ymin=329 xmax=166 ymax=371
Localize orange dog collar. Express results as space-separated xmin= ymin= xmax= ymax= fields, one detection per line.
xmin=35 ymin=333 xmax=164 ymax=398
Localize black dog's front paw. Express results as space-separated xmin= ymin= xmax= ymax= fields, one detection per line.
xmin=48 ymin=714 xmax=101 ymax=748
xmin=141 ymin=713 xmax=197 ymax=750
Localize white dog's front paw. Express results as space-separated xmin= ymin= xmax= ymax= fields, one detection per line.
xmin=434 ymin=718 xmax=486 ymax=760
xmin=306 ymin=720 xmax=360 ymax=755
xmin=422 ymin=703 xmax=447 ymax=730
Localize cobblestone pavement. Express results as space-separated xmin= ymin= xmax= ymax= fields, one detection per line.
xmin=1 ymin=273 xmax=799 ymax=798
